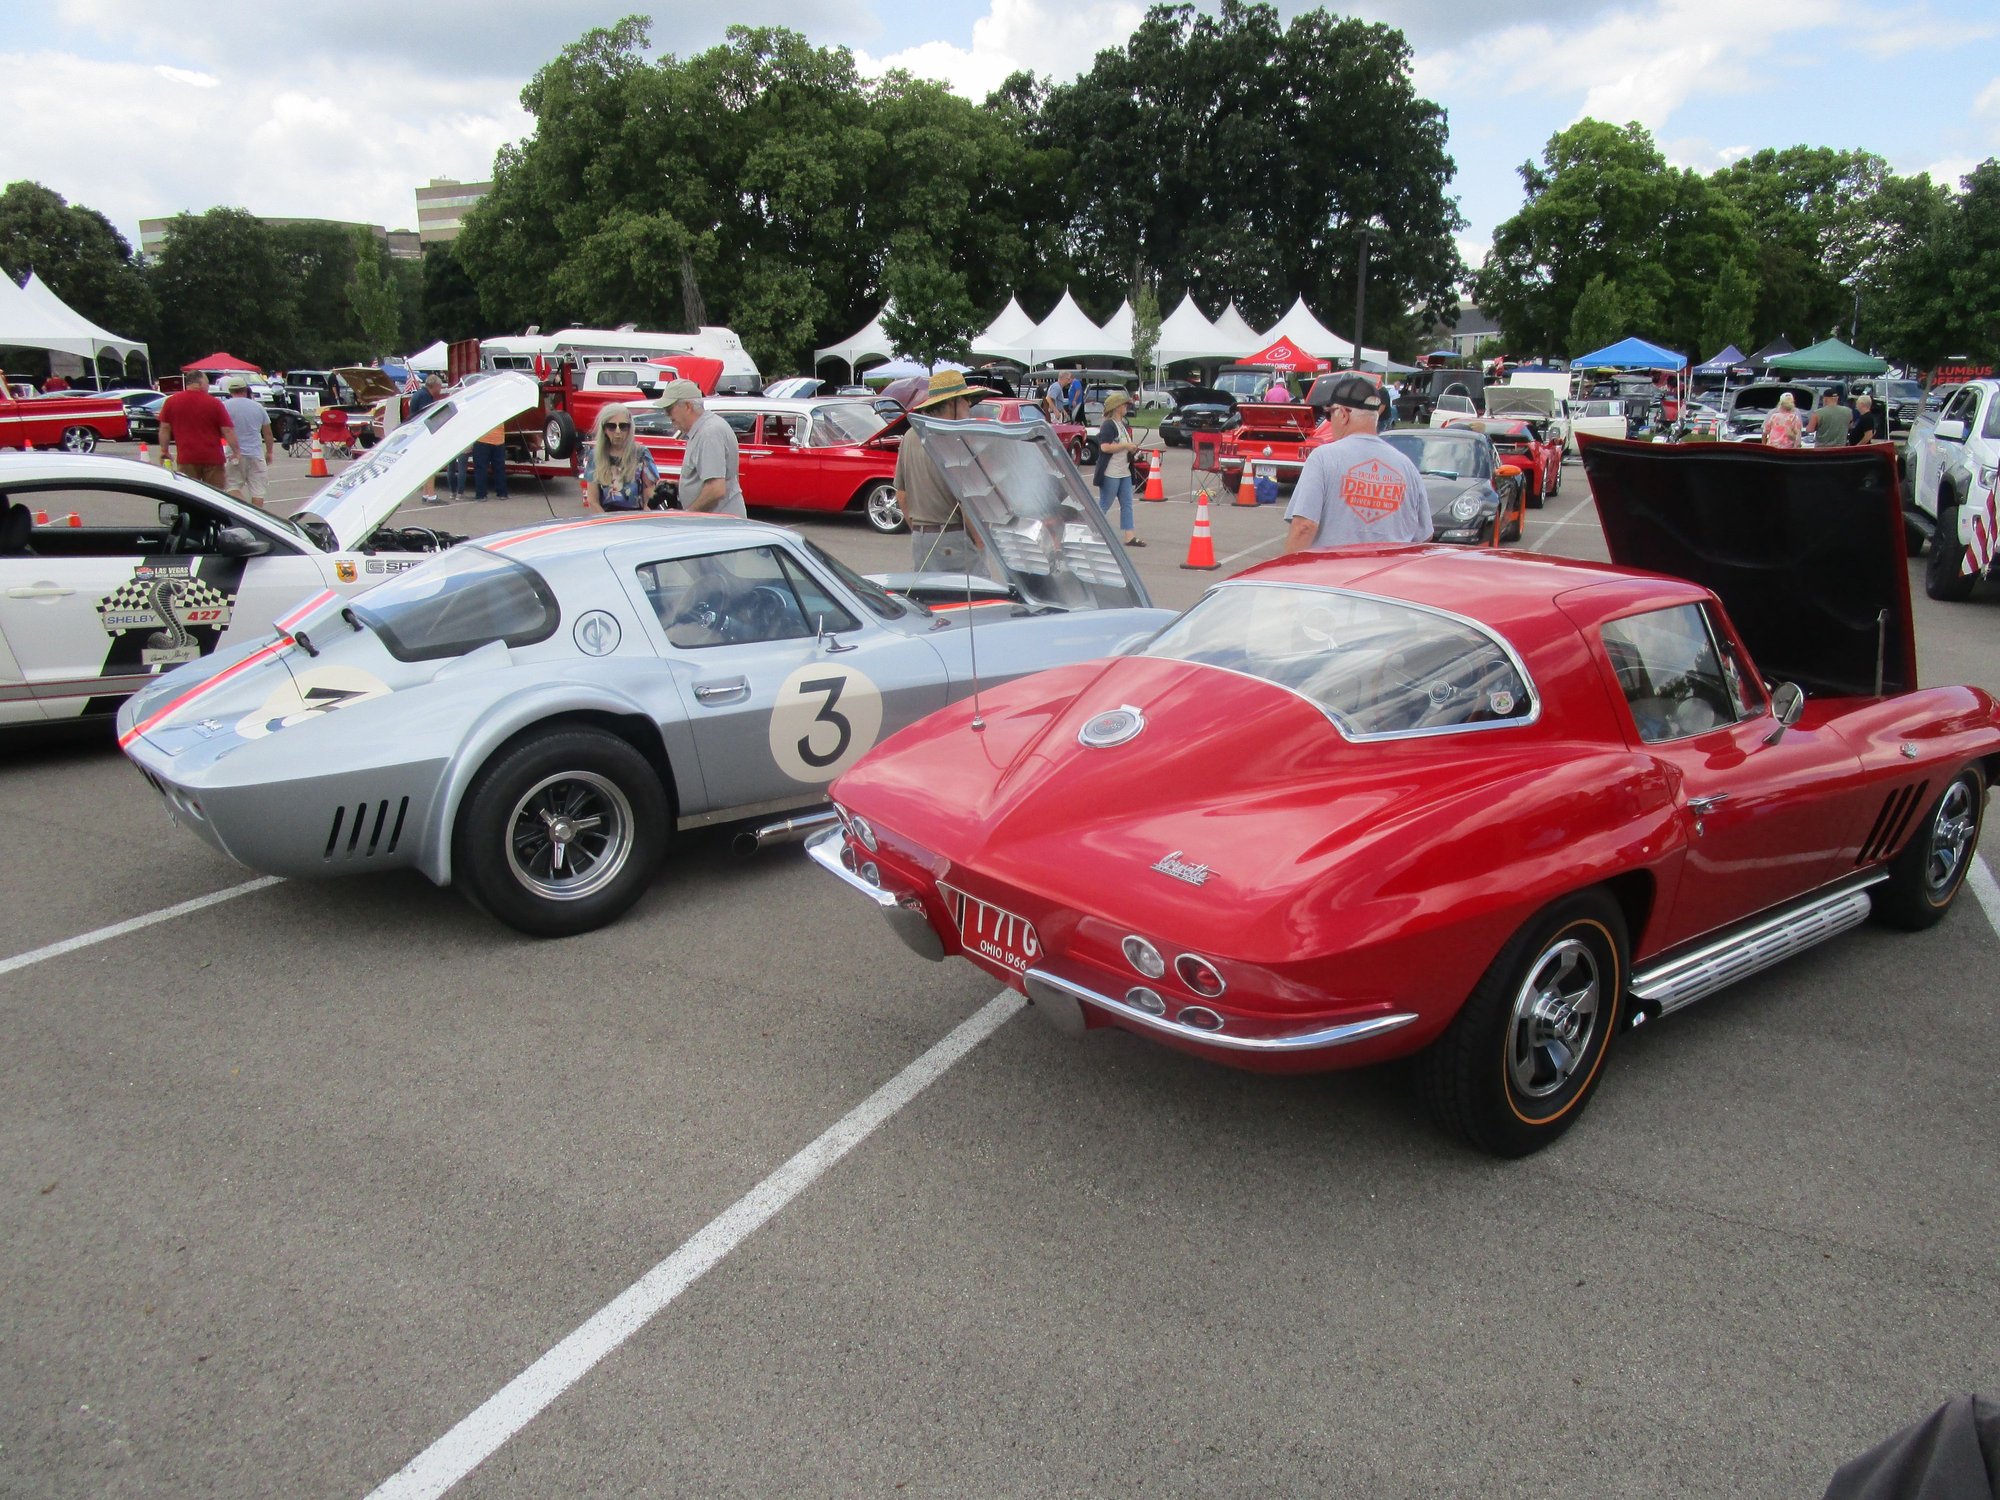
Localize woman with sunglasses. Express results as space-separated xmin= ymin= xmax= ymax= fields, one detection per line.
xmin=584 ymin=402 xmax=659 ymax=511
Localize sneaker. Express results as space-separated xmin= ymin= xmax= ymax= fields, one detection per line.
xmin=420 ymin=496 xmax=446 ymax=506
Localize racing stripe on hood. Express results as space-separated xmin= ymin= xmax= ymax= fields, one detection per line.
xmin=485 ymin=514 xmax=669 ymax=551
xmin=117 ymin=638 xmax=292 ymax=749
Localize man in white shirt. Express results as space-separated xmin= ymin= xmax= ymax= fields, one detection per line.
xmin=1283 ymin=374 xmax=1432 ymax=551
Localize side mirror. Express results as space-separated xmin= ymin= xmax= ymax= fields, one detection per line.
xmin=215 ymin=524 xmax=271 ymax=558
xmin=1764 ymin=682 xmax=1805 ymax=744
xmin=158 ymin=501 xmax=177 ymax=527
xmin=1937 ymin=419 xmax=1967 ymax=443
xmin=1496 ymin=464 xmax=1521 ymax=478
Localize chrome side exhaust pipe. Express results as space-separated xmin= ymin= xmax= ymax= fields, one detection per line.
xmin=734 ymin=810 xmax=841 ymax=855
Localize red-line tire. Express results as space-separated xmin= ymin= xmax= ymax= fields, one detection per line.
xmin=1421 ymin=891 xmax=1626 ymax=1157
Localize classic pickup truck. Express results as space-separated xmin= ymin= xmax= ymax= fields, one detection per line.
xmin=0 ymin=386 xmax=129 ymax=452
xmin=1905 ymin=377 xmax=2000 ymax=600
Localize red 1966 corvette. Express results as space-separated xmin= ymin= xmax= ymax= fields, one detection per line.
xmin=811 ymin=438 xmax=1999 ymax=1155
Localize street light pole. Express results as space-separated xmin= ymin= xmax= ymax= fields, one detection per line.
xmin=1354 ymin=227 xmax=1371 ymax=371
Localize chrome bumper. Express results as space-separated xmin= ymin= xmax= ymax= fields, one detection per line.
xmin=1022 ymin=968 xmax=1416 ymax=1054
xmin=804 ymin=826 xmax=946 ymax=962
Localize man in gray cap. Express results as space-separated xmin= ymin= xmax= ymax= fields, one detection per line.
xmin=660 ymin=379 xmax=745 ymax=516
xmin=1283 ymin=373 xmax=1430 ymax=551
xmin=221 ymin=376 xmax=273 ymax=508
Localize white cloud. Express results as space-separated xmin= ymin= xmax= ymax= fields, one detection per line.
xmin=0 ymin=48 xmax=529 ymax=247
xmin=153 ymin=64 xmax=218 ymax=89
xmin=1976 ymin=77 xmax=2000 ymax=115
xmin=855 ymin=0 xmax=1147 ymax=99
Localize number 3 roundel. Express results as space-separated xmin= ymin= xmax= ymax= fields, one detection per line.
xmin=767 ymin=663 xmax=885 ymax=783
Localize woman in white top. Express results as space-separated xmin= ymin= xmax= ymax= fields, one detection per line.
xmin=1092 ymin=389 xmax=1143 ymax=546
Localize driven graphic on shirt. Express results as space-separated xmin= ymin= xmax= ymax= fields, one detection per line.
xmin=1342 ymin=458 xmax=1407 ymax=522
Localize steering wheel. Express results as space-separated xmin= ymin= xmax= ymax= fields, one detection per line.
xmin=735 ymin=584 xmax=797 ymax=641
xmin=164 ymin=510 xmax=191 ymax=555
xmin=670 ymin=576 xmax=736 ymax=637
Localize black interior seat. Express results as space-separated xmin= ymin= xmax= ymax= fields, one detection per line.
xmin=0 ymin=501 xmax=33 ymax=555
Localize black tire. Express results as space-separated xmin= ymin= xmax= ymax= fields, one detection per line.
xmin=543 ymin=411 xmax=578 ymax=461
xmin=1924 ymin=495 xmax=1977 ymax=601
xmin=858 ymin=479 xmax=904 ymax=533
xmin=1527 ymin=472 xmax=1545 ymax=509
xmin=1873 ymin=766 xmax=1985 ymax=931
xmin=453 ymin=728 xmax=668 ymax=938
xmin=1421 ymin=892 xmax=1626 ymax=1157
xmin=60 ymin=425 xmax=97 ymax=454
xmin=1550 ymin=458 xmax=1562 ymax=495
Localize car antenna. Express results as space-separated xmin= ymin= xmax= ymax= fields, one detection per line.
xmin=962 ymin=504 xmax=984 ymax=732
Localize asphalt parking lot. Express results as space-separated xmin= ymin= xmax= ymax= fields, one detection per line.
xmin=3 ymin=440 xmax=1997 ymax=1498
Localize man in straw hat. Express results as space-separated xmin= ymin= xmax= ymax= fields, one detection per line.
xmin=898 ymin=369 xmax=994 ymax=572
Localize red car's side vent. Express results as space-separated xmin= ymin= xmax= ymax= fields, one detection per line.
xmin=1857 ymin=781 xmax=1927 ymax=865
xmin=324 ymin=797 xmax=412 ymax=860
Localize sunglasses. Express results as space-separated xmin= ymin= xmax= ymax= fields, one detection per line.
xmin=604 ymin=421 xmax=631 ymax=431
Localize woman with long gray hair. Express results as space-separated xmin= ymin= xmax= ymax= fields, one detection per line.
xmin=584 ymin=401 xmax=659 ymax=511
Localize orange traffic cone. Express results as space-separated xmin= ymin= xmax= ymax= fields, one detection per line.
xmin=307 ymin=436 xmax=328 ymax=478
xmin=1234 ymin=467 xmax=1258 ymax=507
xmin=32 ymin=509 xmax=48 ymax=524
xmin=137 ymin=440 xmax=150 ymax=463
xmin=64 ymin=512 xmax=81 ymax=527
xmin=1142 ymin=457 xmax=1166 ymax=503
xmin=1180 ymin=493 xmax=1220 ymax=571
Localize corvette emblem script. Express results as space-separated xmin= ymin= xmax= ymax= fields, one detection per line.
xmin=1151 ymin=851 xmax=1213 ymax=886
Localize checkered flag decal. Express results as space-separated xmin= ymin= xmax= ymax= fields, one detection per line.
xmin=96 ymin=574 xmax=232 ymax=632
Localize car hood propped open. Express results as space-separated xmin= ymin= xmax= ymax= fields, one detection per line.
xmin=1484 ymin=386 xmax=1559 ymax=419
xmin=1579 ymin=435 xmax=1916 ymax=697
xmin=895 ymin=414 xmax=1153 ymax=612
xmin=296 ymin=372 xmax=539 ymax=551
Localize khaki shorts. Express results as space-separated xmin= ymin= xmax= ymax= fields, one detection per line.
xmin=180 ymin=462 xmax=228 ymax=489
xmin=228 ymin=451 xmax=269 ymax=503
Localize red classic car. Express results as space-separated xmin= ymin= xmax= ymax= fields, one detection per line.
xmin=0 ymin=386 xmax=129 ymax=452
xmin=1214 ymin=402 xmax=1323 ymax=489
xmin=811 ymin=438 xmax=1999 ymax=1156
xmin=637 ymin=396 xmax=906 ymax=532
xmin=971 ymin=397 xmax=1090 ymax=464
xmin=1441 ymin=416 xmax=1564 ymax=504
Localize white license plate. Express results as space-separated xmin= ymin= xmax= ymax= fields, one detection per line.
xmin=1254 ymin=464 xmax=1277 ymax=480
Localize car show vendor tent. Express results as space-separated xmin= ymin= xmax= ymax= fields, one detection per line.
xmin=1746 ymin=336 xmax=1796 ymax=372
xmin=1694 ymin=344 xmax=1749 ymax=374
xmin=181 ymin=352 xmax=262 ymax=374
xmin=1573 ymin=336 xmax=1686 ymax=370
xmin=1 ymin=267 xmax=150 ymax=383
xmin=813 ymin=305 xmax=899 ymax=380
xmin=1765 ymin=337 xmax=1887 ymax=375
xmin=406 ymin=339 xmax=449 ymax=374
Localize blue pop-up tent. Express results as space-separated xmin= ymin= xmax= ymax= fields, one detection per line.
xmin=1573 ymin=336 xmax=1686 ymax=370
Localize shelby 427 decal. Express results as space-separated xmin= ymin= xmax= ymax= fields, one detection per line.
xmin=95 ymin=560 xmax=239 ymax=668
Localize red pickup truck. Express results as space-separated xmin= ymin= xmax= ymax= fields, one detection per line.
xmin=0 ymin=387 xmax=129 ymax=452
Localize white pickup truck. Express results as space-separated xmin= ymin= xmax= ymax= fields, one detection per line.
xmin=1905 ymin=378 xmax=2000 ymax=600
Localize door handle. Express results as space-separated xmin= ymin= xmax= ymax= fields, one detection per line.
xmin=692 ymin=678 xmax=749 ymax=703
xmin=1687 ymin=793 xmax=1730 ymax=814
xmin=7 ymin=586 xmax=75 ymax=599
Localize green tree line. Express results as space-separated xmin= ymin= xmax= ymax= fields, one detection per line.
xmin=1473 ymin=119 xmax=1989 ymax=368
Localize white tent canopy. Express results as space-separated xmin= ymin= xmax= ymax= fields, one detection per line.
xmin=970 ymin=295 xmax=1038 ymax=360
xmin=1211 ymin=301 xmax=1263 ymax=356
xmin=406 ymin=338 xmax=449 ymax=373
xmin=1097 ymin=299 xmax=1134 ymax=360
xmin=1010 ymin=290 xmax=1125 ymax=365
xmin=814 ymin=304 xmax=899 ymax=376
xmin=1154 ymin=293 xmax=1239 ymax=364
xmin=1258 ymin=296 xmax=1355 ymax=362
xmin=1 ymin=268 xmax=150 ymax=376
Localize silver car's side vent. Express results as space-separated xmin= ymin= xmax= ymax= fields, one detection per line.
xmin=1857 ymin=781 xmax=1926 ymax=865
xmin=324 ymin=797 xmax=411 ymax=860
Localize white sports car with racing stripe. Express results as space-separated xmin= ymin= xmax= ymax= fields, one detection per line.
xmin=0 ymin=373 xmax=540 ymax=729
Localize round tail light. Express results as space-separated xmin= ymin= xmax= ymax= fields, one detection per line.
xmin=1122 ymin=936 xmax=1166 ymax=979
xmin=1175 ymin=954 xmax=1226 ymax=997
xmin=1125 ymin=987 xmax=1166 ymax=1016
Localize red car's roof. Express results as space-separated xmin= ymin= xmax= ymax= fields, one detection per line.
xmin=1231 ymin=546 xmax=1705 ymax=639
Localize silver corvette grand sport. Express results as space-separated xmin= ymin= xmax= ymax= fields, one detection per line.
xmin=117 ymin=417 xmax=1172 ymax=936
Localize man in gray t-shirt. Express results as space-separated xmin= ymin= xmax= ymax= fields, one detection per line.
xmin=1807 ymin=389 xmax=1853 ymax=448
xmin=660 ymin=379 xmax=747 ymax=516
xmin=1283 ymin=375 xmax=1432 ymax=551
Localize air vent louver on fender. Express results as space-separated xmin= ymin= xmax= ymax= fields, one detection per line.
xmin=1857 ymin=781 xmax=1927 ymax=865
xmin=324 ymin=797 xmax=410 ymax=860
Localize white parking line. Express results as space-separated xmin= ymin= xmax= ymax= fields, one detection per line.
xmin=1216 ymin=534 xmax=1283 ymax=569
xmin=1970 ymin=854 xmax=2000 ymax=938
xmin=363 ymin=988 xmax=1027 ymax=1500
xmin=1528 ymin=493 xmax=1596 ymax=553
xmin=0 ymin=877 xmax=283 ymax=977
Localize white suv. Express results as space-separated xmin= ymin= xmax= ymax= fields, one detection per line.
xmin=1906 ymin=378 xmax=1999 ymax=600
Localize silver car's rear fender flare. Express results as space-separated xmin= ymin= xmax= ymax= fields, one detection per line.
xmin=421 ymin=685 xmax=677 ymax=886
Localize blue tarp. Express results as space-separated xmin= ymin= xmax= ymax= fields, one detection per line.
xmin=1694 ymin=344 xmax=1747 ymax=374
xmin=1573 ymin=336 xmax=1686 ymax=370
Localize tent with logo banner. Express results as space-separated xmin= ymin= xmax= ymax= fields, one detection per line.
xmin=1694 ymin=344 xmax=1749 ymax=374
xmin=1240 ymin=336 xmax=1327 ymax=373
xmin=1766 ymin=336 xmax=1887 ymax=375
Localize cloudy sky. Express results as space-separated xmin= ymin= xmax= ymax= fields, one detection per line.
xmin=1 ymin=0 xmax=1991 ymax=277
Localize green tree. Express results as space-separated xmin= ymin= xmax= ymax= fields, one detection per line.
xmin=1132 ymin=280 xmax=1162 ymax=375
xmin=1710 ymin=147 xmax=1891 ymax=350
xmin=1032 ymin=1 xmax=1464 ymax=331
xmin=1697 ymin=257 xmax=1759 ymax=357
xmin=0 ymin=180 xmax=157 ymax=357
xmin=347 ymin=227 xmax=402 ymax=357
xmin=1860 ymin=169 xmax=1958 ymax=368
xmin=1567 ymin=273 xmax=1646 ymax=355
xmin=880 ymin=252 xmax=979 ymax=366
xmin=419 ymin=241 xmax=486 ymax=345
xmin=1476 ymin=119 xmax=1751 ymax=358
xmin=149 ymin=209 xmax=296 ymax=370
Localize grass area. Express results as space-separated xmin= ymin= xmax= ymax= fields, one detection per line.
xmin=1129 ymin=407 xmax=1164 ymax=430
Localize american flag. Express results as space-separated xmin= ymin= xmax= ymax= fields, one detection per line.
xmin=402 ymin=371 xmax=422 ymax=393
xmin=1966 ymin=474 xmax=1998 ymax=578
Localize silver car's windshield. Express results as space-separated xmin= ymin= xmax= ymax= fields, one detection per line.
xmin=350 ymin=545 xmax=560 ymax=662
xmin=1144 ymin=583 xmax=1534 ymax=739
xmin=1384 ymin=430 xmax=1493 ymax=480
